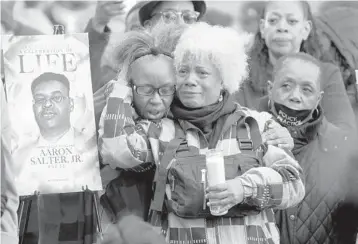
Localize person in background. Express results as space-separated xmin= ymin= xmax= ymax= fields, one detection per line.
xmin=259 ymin=52 xmax=356 ymax=244
xmin=235 ymin=0 xmax=356 ymax=134
xmin=0 ymin=1 xmax=44 ymax=35
xmin=92 ymin=1 xmax=147 ymax=128
xmin=314 ymin=6 xmax=358 ymax=243
xmin=85 ymin=1 xmax=128 ymax=96
xmin=0 ymin=80 xmax=19 ymax=244
xmin=314 ymin=6 xmax=358 ymax=117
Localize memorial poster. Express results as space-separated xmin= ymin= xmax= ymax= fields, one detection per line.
xmin=2 ymin=34 xmax=102 ymax=196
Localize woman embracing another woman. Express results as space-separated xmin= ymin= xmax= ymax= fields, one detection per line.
xmin=99 ymin=21 xmax=305 ymax=244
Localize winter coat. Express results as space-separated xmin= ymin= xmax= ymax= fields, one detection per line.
xmin=98 ymin=82 xmax=305 ymax=244
xmin=259 ymin=97 xmax=355 ymax=244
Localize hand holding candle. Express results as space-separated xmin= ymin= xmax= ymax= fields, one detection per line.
xmin=205 ymin=149 xmax=228 ymax=216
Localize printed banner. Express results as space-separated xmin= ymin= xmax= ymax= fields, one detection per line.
xmin=2 ymin=34 xmax=102 ymax=196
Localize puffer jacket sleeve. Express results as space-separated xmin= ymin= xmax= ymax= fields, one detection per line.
xmin=235 ymin=110 xmax=305 ymax=210
xmin=98 ymin=81 xmax=154 ymax=172
xmin=1 ymin=82 xmax=19 ymax=244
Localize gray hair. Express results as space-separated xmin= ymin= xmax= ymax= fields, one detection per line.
xmin=174 ymin=22 xmax=250 ymax=94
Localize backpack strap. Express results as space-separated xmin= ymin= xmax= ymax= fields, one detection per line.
xmin=150 ymin=137 xmax=185 ymax=212
xmin=236 ymin=116 xmax=263 ymax=152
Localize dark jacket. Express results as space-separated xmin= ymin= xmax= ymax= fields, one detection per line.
xmin=84 ymin=19 xmax=118 ymax=94
xmin=259 ymin=98 xmax=355 ymax=244
xmin=315 ymin=6 xmax=358 ymax=81
xmin=84 ymin=19 xmax=119 ymax=132
xmin=235 ymin=61 xmax=357 ymax=134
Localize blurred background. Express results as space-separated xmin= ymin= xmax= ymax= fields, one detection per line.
xmin=1 ymin=1 xmax=355 ymax=36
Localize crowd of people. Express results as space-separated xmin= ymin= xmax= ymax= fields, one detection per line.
xmin=1 ymin=1 xmax=358 ymax=244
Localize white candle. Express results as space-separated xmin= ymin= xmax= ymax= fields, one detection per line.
xmin=206 ymin=149 xmax=228 ymax=216
xmin=206 ymin=150 xmax=225 ymax=187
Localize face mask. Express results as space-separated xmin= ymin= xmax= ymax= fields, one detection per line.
xmin=272 ymin=102 xmax=312 ymax=127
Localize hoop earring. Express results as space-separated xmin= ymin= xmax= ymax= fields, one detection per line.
xmin=315 ymin=107 xmax=319 ymax=116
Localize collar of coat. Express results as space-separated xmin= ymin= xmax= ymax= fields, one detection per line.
xmin=258 ymin=96 xmax=323 ymax=143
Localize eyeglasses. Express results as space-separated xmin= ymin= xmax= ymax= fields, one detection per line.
xmin=152 ymin=10 xmax=200 ymax=24
xmin=33 ymin=95 xmax=68 ymax=105
xmin=133 ymin=85 xmax=176 ymax=96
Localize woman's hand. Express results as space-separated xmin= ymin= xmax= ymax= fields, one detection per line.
xmin=205 ymin=178 xmax=244 ymax=211
xmin=262 ymin=121 xmax=294 ymax=150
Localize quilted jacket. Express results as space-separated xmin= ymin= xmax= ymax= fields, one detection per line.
xmin=260 ymin=98 xmax=354 ymax=244
xmin=98 ymin=82 xmax=305 ymax=244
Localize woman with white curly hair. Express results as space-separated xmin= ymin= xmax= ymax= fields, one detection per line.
xmin=132 ymin=21 xmax=303 ymax=244
xmin=99 ymin=22 xmax=304 ymax=243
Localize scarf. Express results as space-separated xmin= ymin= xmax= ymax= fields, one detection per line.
xmin=171 ymin=91 xmax=237 ymax=148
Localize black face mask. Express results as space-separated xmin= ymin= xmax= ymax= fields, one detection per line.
xmin=272 ymin=102 xmax=312 ymax=127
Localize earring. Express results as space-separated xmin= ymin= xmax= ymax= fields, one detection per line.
xmin=218 ymin=94 xmax=223 ymax=102
xmin=315 ymin=107 xmax=319 ymax=116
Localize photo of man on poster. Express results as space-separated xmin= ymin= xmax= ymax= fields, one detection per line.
xmin=11 ymin=71 xmax=99 ymax=196
xmin=31 ymin=72 xmax=75 ymax=145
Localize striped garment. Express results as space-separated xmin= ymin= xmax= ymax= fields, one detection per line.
xmin=98 ymin=82 xmax=305 ymax=244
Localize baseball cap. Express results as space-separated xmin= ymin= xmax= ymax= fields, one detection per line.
xmin=138 ymin=0 xmax=207 ymax=26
